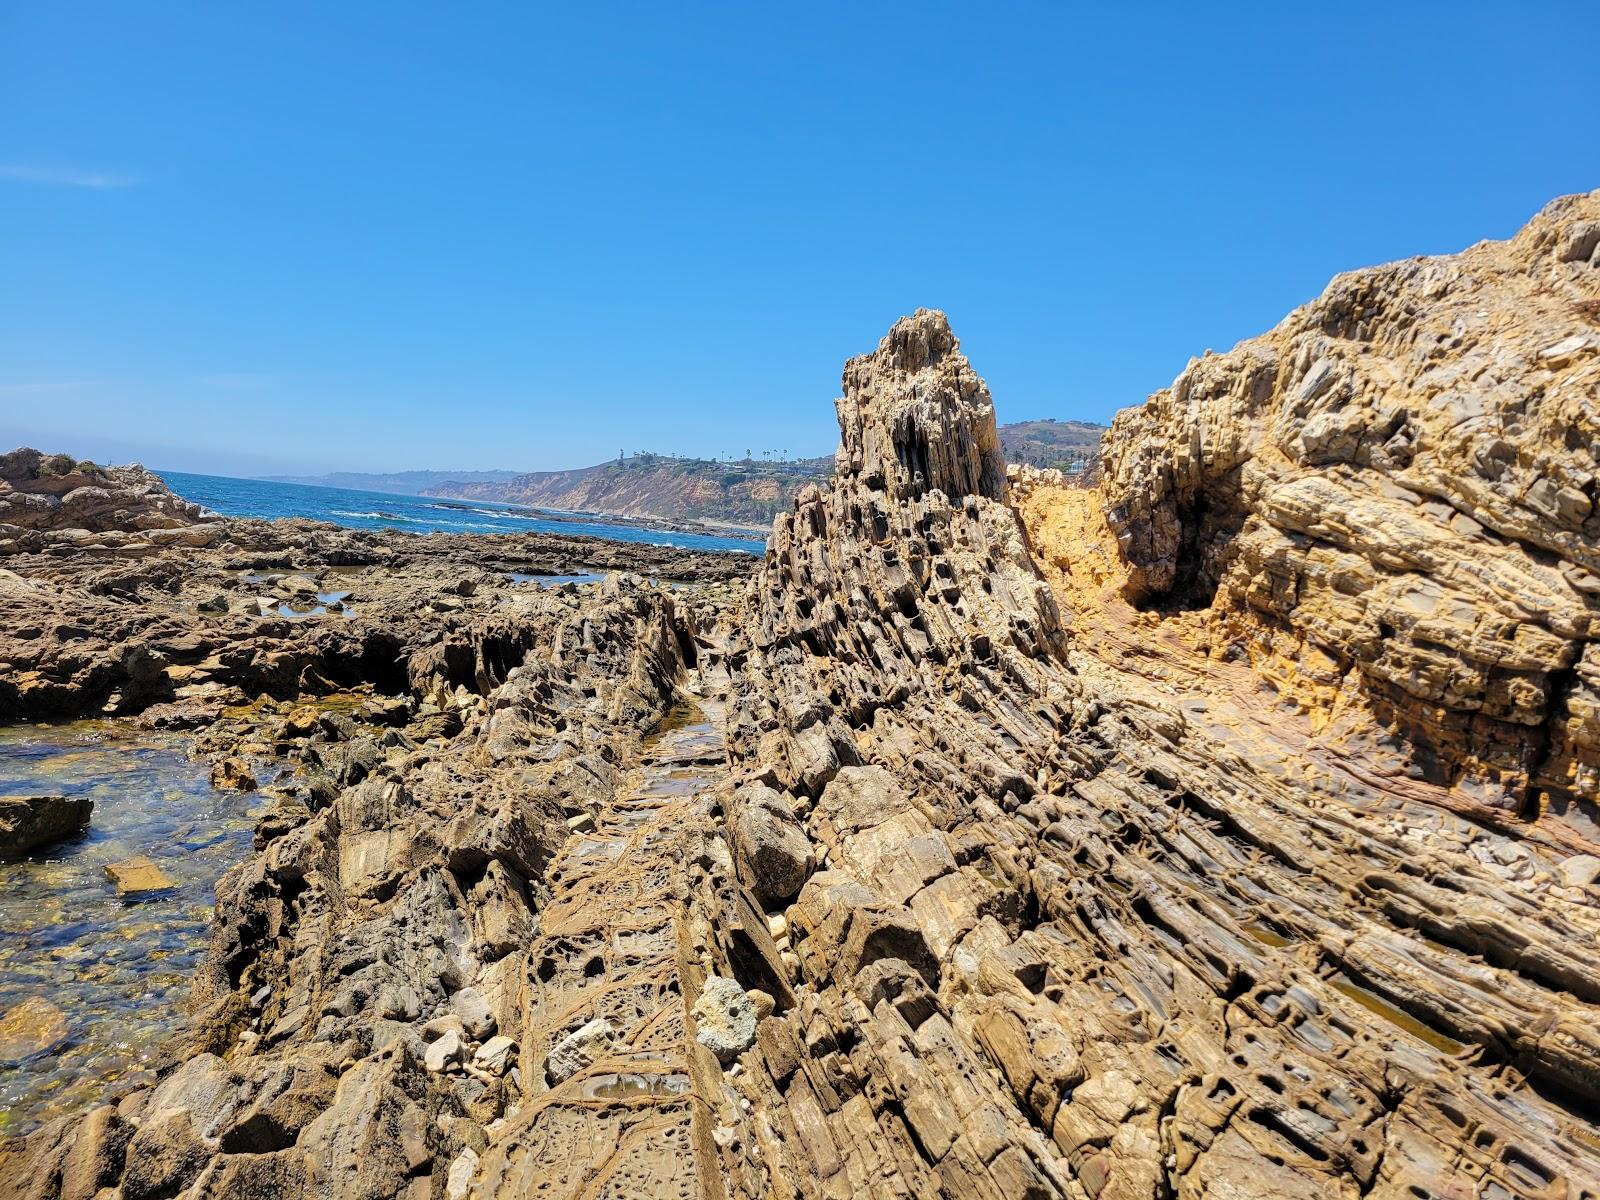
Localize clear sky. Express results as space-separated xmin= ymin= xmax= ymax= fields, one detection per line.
xmin=1 ymin=3 xmax=1594 ymax=476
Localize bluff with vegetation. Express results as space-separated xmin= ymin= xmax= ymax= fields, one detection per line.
xmin=422 ymin=421 xmax=1107 ymax=526
xmin=425 ymin=454 xmax=832 ymax=527
xmin=997 ymin=417 xmax=1106 ymax=474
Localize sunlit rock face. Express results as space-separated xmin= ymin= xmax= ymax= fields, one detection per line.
xmin=720 ymin=201 xmax=1600 ymax=1199
xmin=0 ymin=449 xmax=216 ymax=541
xmin=833 ymin=308 xmax=1009 ymax=503
xmin=1101 ymin=189 xmax=1600 ymax=842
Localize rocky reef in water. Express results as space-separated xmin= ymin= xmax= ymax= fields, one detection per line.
xmin=3 ymin=193 xmax=1600 ymax=1199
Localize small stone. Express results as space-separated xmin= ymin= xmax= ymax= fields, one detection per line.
xmin=692 ymin=975 xmax=757 ymax=1065
xmin=473 ymin=1034 xmax=517 ymax=1075
xmin=446 ymin=1148 xmax=479 ymax=1200
xmin=105 ymin=855 xmax=176 ymax=895
xmin=281 ymin=705 xmax=320 ymax=738
xmin=565 ymin=811 xmax=596 ymax=834
xmin=545 ymin=1017 xmax=617 ymax=1084
xmin=1558 ymin=854 xmax=1600 ymax=888
xmin=209 ymin=756 xmax=257 ymax=792
xmin=0 ymin=996 xmax=69 ymax=1063
xmin=421 ymin=1014 xmax=465 ymax=1041
xmin=450 ymin=987 xmax=496 ymax=1039
xmin=424 ymin=1029 xmax=463 ymax=1073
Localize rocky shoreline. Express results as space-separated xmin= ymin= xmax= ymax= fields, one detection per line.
xmin=2 ymin=192 xmax=1599 ymax=1198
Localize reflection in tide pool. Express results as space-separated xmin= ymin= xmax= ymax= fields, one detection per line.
xmin=0 ymin=723 xmax=254 ymax=1136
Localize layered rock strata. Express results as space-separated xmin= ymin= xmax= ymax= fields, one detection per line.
xmin=722 ymin=292 xmax=1600 ymax=1194
xmin=1100 ymin=192 xmax=1600 ymax=845
xmin=0 ymin=514 xmax=748 ymax=722
xmin=0 ymin=449 xmax=213 ymax=538
xmin=1 ymin=575 xmax=703 ymax=1198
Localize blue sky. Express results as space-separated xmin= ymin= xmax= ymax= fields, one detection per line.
xmin=1 ymin=3 xmax=1594 ymax=476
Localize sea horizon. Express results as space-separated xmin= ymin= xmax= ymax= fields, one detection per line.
xmin=158 ymin=469 xmax=766 ymax=554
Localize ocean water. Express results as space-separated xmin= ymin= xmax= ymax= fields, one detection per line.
xmin=160 ymin=471 xmax=765 ymax=555
xmin=0 ymin=722 xmax=255 ymax=1135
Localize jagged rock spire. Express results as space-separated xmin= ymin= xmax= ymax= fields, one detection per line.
xmin=833 ymin=309 xmax=1008 ymax=502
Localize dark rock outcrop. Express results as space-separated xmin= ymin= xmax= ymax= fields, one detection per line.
xmin=0 ymin=794 xmax=92 ymax=858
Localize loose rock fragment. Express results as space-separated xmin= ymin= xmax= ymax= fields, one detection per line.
xmin=692 ymin=976 xmax=756 ymax=1064
xmin=104 ymin=855 xmax=175 ymax=896
xmin=544 ymin=1018 xmax=617 ymax=1085
xmin=424 ymin=1029 xmax=463 ymax=1073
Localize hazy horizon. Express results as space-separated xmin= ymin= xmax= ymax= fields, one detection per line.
xmin=0 ymin=413 xmax=1112 ymax=479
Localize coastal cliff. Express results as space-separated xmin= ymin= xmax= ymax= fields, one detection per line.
xmin=415 ymin=425 xmax=1103 ymax=529
xmin=3 ymin=193 xmax=1600 ymax=1199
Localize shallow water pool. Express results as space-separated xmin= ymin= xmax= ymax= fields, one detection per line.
xmin=0 ymin=722 xmax=255 ymax=1136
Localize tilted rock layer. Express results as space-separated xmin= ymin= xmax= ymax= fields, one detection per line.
xmin=1100 ymin=191 xmax=1600 ymax=847
xmin=6 ymin=196 xmax=1600 ymax=1200
xmin=0 ymin=449 xmax=214 ymax=541
xmin=718 ymin=207 xmax=1600 ymax=1200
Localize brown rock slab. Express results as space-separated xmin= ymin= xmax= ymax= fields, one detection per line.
xmin=208 ymin=756 xmax=257 ymax=792
xmin=105 ymin=854 xmax=176 ymax=895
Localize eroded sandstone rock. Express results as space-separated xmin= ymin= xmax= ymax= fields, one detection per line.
xmin=1100 ymin=190 xmax=1600 ymax=843
xmin=719 ymin=279 xmax=1600 ymax=1196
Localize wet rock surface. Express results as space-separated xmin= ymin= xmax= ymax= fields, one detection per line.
xmin=0 ymin=724 xmax=259 ymax=1137
xmin=4 ymin=195 xmax=1600 ymax=1199
xmin=0 ymin=999 xmax=69 ymax=1066
xmin=0 ymin=485 xmax=748 ymax=726
xmin=0 ymin=564 xmax=729 ymax=1197
xmin=0 ymin=794 xmax=91 ymax=858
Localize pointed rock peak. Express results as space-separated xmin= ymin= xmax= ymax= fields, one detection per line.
xmin=833 ymin=309 xmax=1007 ymax=503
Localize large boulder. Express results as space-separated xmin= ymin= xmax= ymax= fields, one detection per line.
xmin=0 ymin=447 xmax=213 ymax=536
xmin=727 ymin=781 xmax=813 ymax=904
